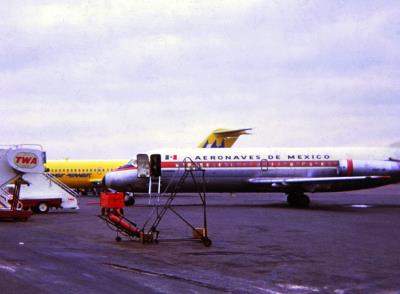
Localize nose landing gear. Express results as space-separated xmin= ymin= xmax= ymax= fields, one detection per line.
xmin=124 ymin=193 xmax=135 ymax=206
xmin=287 ymin=192 xmax=310 ymax=208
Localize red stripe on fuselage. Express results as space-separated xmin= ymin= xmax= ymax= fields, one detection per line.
xmin=347 ymin=159 xmax=353 ymax=176
xmin=113 ymin=160 xmax=340 ymax=173
xmin=161 ymin=160 xmax=339 ymax=169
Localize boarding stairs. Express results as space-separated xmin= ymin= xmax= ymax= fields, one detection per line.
xmin=0 ymin=145 xmax=79 ymax=217
xmin=0 ymin=145 xmax=46 ymax=220
xmin=148 ymin=176 xmax=161 ymax=194
xmin=0 ymin=187 xmax=10 ymax=209
xmin=44 ymin=173 xmax=81 ymax=199
xmin=142 ymin=157 xmax=211 ymax=246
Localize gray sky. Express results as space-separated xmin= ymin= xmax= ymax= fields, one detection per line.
xmin=1 ymin=0 xmax=399 ymax=159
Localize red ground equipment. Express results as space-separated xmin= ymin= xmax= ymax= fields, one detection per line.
xmin=98 ymin=192 xmax=143 ymax=241
xmin=100 ymin=192 xmax=124 ymax=209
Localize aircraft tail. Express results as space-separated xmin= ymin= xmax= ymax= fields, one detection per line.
xmin=198 ymin=128 xmax=252 ymax=148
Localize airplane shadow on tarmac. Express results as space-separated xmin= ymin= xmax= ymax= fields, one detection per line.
xmin=251 ymin=202 xmax=400 ymax=213
xmin=209 ymin=203 xmax=367 ymax=213
xmin=307 ymin=203 xmax=400 ymax=212
xmin=166 ymin=202 xmax=400 ymax=213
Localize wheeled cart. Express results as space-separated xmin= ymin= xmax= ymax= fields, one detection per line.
xmin=98 ymin=192 xmax=155 ymax=243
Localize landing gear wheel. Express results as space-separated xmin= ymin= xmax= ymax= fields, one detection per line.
xmin=115 ymin=236 xmax=122 ymax=242
xmin=287 ymin=193 xmax=310 ymax=208
xmin=300 ymin=195 xmax=310 ymax=207
xmin=287 ymin=194 xmax=297 ymax=206
xmin=124 ymin=194 xmax=135 ymax=206
xmin=36 ymin=202 xmax=49 ymax=214
xmin=202 ymin=238 xmax=212 ymax=247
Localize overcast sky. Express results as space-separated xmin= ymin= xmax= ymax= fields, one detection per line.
xmin=1 ymin=0 xmax=399 ymax=159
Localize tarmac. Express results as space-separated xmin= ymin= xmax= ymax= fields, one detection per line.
xmin=1 ymin=185 xmax=400 ymax=293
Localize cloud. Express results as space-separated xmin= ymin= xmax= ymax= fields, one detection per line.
xmin=0 ymin=0 xmax=399 ymax=158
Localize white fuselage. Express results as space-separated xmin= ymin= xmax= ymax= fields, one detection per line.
xmin=105 ymin=147 xmax=400 ymax=194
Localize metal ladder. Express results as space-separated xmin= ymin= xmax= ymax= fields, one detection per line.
xmin=149 ymin=176 xmax=161 ymax=196
xmin=0 ymin=174 xmax=22 ymax=209
xmin=0 ymin=188 xmax=10 ymax=209
xmin=0 ymin=180 xmax=25 ymax=211
xmin=142 ymin=157 xmax=211 ymax=246
xmin=148 ymin=176 xmax=161 ymax=202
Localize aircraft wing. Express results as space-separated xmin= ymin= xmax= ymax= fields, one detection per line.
xmin=248 ymin=176 xmax=391 ymax=191
xmin=248 ymin=176 xmax=390 ymax=185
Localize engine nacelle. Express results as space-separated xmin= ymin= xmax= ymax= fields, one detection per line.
xmin=339 ymin=160 xmax=400 ymax=176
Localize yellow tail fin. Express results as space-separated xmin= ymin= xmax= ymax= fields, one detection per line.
xmin=198 ymin=128 xmax=252 ymax=148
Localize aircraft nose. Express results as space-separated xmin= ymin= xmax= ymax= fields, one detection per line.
xmin=104 ymin=172 xmax=117 ymax=190
xmin=103 ymin=168 xmax=138 ymax=191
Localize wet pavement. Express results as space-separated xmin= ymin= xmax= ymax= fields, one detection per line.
xmin=1 ymin=186 xmax=400 ymax=293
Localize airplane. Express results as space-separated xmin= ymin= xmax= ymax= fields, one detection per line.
xmin=45 ymin=128 xmax=251 ymax=203
xmin=45 ymin=159 xmax=127 ymax=194
xmin=104 ymin=146 xmax=400 ymax=207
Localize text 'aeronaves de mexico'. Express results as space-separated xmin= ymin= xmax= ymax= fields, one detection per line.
xmin=164 ymin=154 xmax=332 ymax=161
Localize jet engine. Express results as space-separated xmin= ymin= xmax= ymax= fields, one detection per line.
xmin=339 ymin=160 xmax=400 ymax=177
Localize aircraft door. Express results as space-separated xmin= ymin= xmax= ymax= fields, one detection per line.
xmin=137 ymin=154 xmax=150 ymax=178
xmin=261 ymin=159 xmax=268 ymax=172
xmin=150 ymin=154 xmax=161 ymax=177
